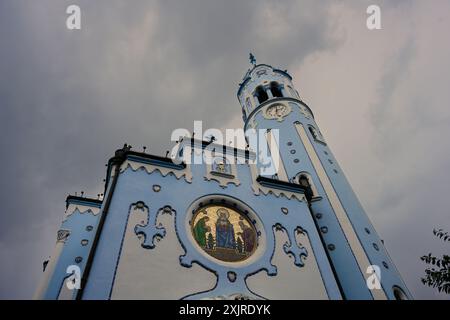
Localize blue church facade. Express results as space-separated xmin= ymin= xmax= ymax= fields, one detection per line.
xmin=35 ymin=61 xmax=411 ymax=300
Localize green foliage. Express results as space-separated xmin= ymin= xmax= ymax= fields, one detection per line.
xmin=420 ymin=229 xmax=450 ymax=294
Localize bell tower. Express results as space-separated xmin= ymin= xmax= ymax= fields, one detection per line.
xmin=237 ymin=56 xmax=412 ymax=300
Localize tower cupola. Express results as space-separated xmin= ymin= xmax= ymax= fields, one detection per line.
xmin=237 ymin=54 xmax=301 ymax=124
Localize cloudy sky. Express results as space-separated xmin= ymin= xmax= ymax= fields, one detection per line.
xmin=1 ymin=0 xmax=449 ymax=299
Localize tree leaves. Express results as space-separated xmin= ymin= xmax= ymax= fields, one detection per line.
xmin=420 ymin=229 xmax=450 ymax=294
xmin=433 ymin=228 xmax=450 ymax=242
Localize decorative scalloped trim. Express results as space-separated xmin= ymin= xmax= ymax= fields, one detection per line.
xmin=64 ymin=206 xmax=101 ymax=221
xmin=120 ymin=160 xmax=193 ymax=183
xmin=251 ymin=184 xmax=305 ymax=201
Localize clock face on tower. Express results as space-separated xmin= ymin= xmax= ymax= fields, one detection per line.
xmin=263 ymin=103 xmax=291 ymax=122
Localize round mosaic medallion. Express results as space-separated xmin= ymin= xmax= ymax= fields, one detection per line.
xmin=191 ymin=205 xmax=257 ymax=263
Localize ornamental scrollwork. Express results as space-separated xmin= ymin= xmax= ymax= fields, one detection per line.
xmin=57 ymin=229 xmax=70 ymax=243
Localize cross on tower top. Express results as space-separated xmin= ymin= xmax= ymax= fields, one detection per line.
xmin=249 ymin=53 xmax=256 ymax=66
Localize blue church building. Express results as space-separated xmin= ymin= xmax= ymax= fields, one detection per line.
xmin=35 ymin=59 xmax=411 ymax=300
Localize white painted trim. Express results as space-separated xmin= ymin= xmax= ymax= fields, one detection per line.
xmin=64 ymin=204 xmax=100 ymax=221
xmin=265 ymin=130 xmax=289 ymax=182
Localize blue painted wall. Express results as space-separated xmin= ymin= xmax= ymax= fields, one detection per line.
xmin=81 ymin=151 xmax=341 ymax=299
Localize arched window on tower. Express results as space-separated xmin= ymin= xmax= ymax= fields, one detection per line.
xmin=308 ymin=125 xmax=326 ymax=145
xmin=270 ymin=82 xmax=283 ymax=98
xmin=392 ymin=286 xmax=408 ymax=300
xmin=254 ymin=86 xmax=268 ymax=104
xmin=295 ymin=172 xmax=318 ymax=202
xmin=309 ymin=126 xmax=318 ymax=139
